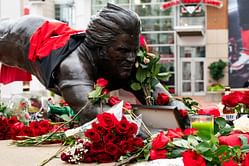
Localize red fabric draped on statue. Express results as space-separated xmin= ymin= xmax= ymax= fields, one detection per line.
xmin=28 ymin=21 xmax=84 ymax=62
xmin=0 ymin=65 xmax=32 ymax=84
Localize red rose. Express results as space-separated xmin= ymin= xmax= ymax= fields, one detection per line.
xmin=119 ymin=140 xmax=134 ymax=154
xmin=108 ymin=96 xmax=121 ymax=106
xmin=152 ymin=131 xmax=170 ymax=149
xmin=101 ymin=89 xmax=109 ymax=95
xmin=123 ymin=102 xmax=132 ymax=112
xmin=84 ymin=128 xmax=101 ymax=143
xmin=223 ymin=158 xmax=238 ymax=166
xmin=96 ymin=78 xmax=108 ymax=88
xmin=140 ymin=35 xmax=148 ymax=52
xmin=104 ymin=142 xmax=119 ymax=156
xmin=92 ymin=122 xmax=107 ymax=135
xmin=90 ymin=142 xmax=104 ymax=153
xmin=149 ymin=149 xmax=167 ymax=160
xmin=103 ymin=132 xmax=116 ymax=143
xmin=183 ymin=128 xmax=197 ymax=136
xmin=178 ymin=109 xmax=188 ymax=118
xmin=132 ymin=137 xmax=144 ymax=148
xmin=8 ymin=116 xmax=18 ymax=126
xmin=115 ymin=116 xmax=130 ymax=134
xmin=198 ymin=106 xmax=220 ymax=117
xmin=11 ymin=122 xmax=25 ymax=139
xmin=156 ymin=93 xmax=170 ymax=105
xmin=242 ymin=92 xmax=249 ymax=106
xmin=96 ymin=152 xmax=113 ymax=163
xmin=127 ymin=122 xmax=138 ymax=136
xmin=39 ymin=120 xmax=52 ymax=134
xmin=182 ymin=150 xmax=206 ymax=166
xmin=241 ymin=153 xmax=249 ymax=166
xmin=222 ymin=91 xmax=244 ymax=107
xmin=0 ymin=117 xmax=9 ymax=134
xmin=97 ymin=112 xmax=118 ymax=129
xmin=219 ymin=133 xmax=249 ymax=147
xmin=166 ymin=128 xmax=184 ymax=139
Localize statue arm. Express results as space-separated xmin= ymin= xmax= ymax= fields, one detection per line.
xmin=55 ymin=52 xmax=102 ymax=124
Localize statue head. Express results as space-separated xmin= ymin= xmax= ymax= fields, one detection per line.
xmin=85 ymin=3 xmax=141 ymax=80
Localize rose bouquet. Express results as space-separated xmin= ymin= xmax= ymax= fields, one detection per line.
xmin=60 ymin=108 xmax=144 ymax=164
xmin=222 ymin=91 xmax=249 ymax=115
xmin=130 ymin=36 xmax=172 ymax=105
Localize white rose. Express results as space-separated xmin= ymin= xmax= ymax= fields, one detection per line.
xmin=233 ymin=115 xmax=249 ymax=133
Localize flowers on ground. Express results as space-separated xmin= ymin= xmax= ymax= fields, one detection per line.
xmin=60 ymin=111 xmax=144 ymax=164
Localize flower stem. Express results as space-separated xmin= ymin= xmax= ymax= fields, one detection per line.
xmin=35 ymin=101 xmax=91 ymax=146
xmin=39 ymin=143 xmax=69 ymax=166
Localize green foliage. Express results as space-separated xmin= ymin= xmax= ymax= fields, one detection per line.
xmin=208 ymin=84 xmax=225 ymax=92
xmin=208 ymin=59 xmax=227 ymax=83
xmin=130 ymin=48 xmax=171 ymax=105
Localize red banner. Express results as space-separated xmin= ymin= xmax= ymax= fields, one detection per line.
xmin=162 ymin=0 xmax=223 ymax=10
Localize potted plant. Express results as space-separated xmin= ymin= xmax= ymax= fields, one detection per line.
xmin=208 ymin=59 xmax=227 ymax=92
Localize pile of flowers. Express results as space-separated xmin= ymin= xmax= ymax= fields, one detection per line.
xmin=60 ymin=111 xmax=144 ymax=164
xmin=0 ymin=116 xmax=62 ymax=141
xmin=222 ymin=91 xmax=249 ymax=114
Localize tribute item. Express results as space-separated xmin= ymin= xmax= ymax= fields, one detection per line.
xmin=0 ymin=3 xmax=184 ymax=124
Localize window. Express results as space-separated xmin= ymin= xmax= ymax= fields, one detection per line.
xmin=55 ymin=0 xmax=74 ymax=26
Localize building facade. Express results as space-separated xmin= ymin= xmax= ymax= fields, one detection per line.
xmin=0 ymin=0 xmax=228 ymax=99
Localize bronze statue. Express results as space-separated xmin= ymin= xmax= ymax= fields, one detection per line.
xmin=0 ymin=3 xmax=185 ymax=124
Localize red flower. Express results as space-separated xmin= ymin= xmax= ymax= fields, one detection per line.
xmin=97 ymin=112 xmax=118 ymax=130
xmin=8 ymin=116 xmax=18 ymax=126
xmin=152 ymin=131 xmax=170 ymax=149
xmin=219 ymin=133 xmax=249 ymax=147
xmin=123 ymin=102 xmax=132 ymax=112
xmin=222 ymin=91 xmax=244 ymax=107
xmin=223 ymin=158 xmax=238 ymax=166
xmin=183 ymin=128 xmax=197 ymax=136
xmin=166 ymin=128 xmax=184 ymax=139
xmin=178 ymin=109 xmax=188 ymax=118
xmin=132 ymin=137 xmax=144 ymax=148
xmin=104 ymin=142 xmax=119 ymax=156
xmin=103 ymin=132 xmax=116 ymax=143
xmin=140 ymin=35 xmax=149 ymax=52
xmin=108 ymin=96 xmax=121 ymax=106
xmin=90 ymin=142 xmax=104 ymax=153
xmin=127 ymin=122 xmax=138 ymax=136
xmin=101 ymin=89 xmax=109 ymax=95
xmin=198 ymin=106 xmax=220 ymax=117
xmin=119 ymin=140 xmax=134 ymax=154
xmin=95 ymin=152 xmax=113 ymax=163
xmin=96 ymin=78 xmax=108 ymax=88
xmin=156 ymin=93 xmax=170 ymax=105
xmin=92 ymin=122 xmax=107 ymax=135
xmin=241 ymin=153 xmax=249 ymax=166
xmin=115 ymin=116 xmax=130 ymax=134
xmin=149 ymin=149 xmax=167 ymax=160
xmin=84 ymin=128 xmax=101 ymax=143
xmin=182 ymin=150 xmax=206 ymax=166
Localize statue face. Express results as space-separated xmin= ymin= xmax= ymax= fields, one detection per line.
xmin=101 ymin=33 xmax=139 ymax=80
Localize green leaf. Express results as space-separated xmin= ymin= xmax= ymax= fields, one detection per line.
xmin=130 ymin=82 xmax=141 ymax=91
xmin=151 ymin=78 xmax=160 ymax=88
xmin=58 ymin=114 xmax=71 ymax=122
xmin=240 ymin=135 xmax=249 ymax=153
xmin=169 ymin=148 xmax=186 ymax=158
xmin=187 ymin=135 xmax=199 ymax=147
xmin=88 ymin=86 xmax=102 ymax=98
xmin=136 ymin=68 xmax=147 ymax=83
xmin=196 ymin=142 xmax=211 ymax=153
xmin=215 ymin=117 xmax=227 ymax=128
xmin=157 ymin=72 xmax=172 ymax=81
xmin=172 ymin=138 xmax=189 ymax=148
